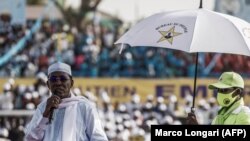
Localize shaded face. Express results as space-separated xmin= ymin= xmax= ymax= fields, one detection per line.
xmin=47 ymin=71 xmax=74 ymax=99
xmin=216 ymin=87 xmax=236 ymax=94
xmin=215 ymin=88 xmax=239 ymax=107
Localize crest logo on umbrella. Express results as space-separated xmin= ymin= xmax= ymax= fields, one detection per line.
xmin=157 ymin=26 xmax=182 ymax=44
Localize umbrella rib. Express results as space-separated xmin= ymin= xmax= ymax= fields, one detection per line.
xmin=189 ymin=12 xmax=199 ymax=52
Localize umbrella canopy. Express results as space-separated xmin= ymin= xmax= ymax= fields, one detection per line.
xmin=115 ymin=9 xmax=250 ymax=56
xmin=115 ymin=8 xmax=250 ymax=111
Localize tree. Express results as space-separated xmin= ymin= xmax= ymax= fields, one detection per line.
xmin=27 ymin=0 xmax=45 ymax=5
xmin=53 ymin=0 xmax=102 ymax=31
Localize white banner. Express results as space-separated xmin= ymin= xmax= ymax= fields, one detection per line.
xmin=0 ymin=0 xmax=26 ymax=24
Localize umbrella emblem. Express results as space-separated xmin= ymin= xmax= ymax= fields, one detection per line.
xmin=157 ymin=26 xmax=182 ymax=44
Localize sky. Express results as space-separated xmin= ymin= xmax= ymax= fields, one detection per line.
xmin=98 ymin=0 xmax=215 ymax=23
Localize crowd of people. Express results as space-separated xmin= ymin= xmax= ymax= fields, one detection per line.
xmin=1 ymin=10 xmax=250 ymax=140
xmin=1 ymin=13 xmax=250 ymax=79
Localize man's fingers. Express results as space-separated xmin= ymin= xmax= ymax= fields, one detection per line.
xmin=188 ymin=112 xmax=196 ymax=117
xmin=186 ymin=112 xmax=198 ymax=125
xmin=46 ymin=96 xmax=61 ymax=110
xmin=50 ymin=95 xmax=61 ymax=104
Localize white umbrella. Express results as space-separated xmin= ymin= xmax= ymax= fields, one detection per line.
xmin=115 ymin=1 xmax=250 ymax=111
xmin=116 ymin=9 xmax=250 ymax=55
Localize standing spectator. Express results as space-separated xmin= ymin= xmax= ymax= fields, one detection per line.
xmin=186 ymin=72 xmax=250 ymax=124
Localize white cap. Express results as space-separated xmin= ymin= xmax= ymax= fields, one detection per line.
xmin=3 ymin=83 xmax=11 ymax=91
xmin=36 ymin=72 xmax=47 ymax=82
xmin=48 ymin=62 xmax=72 ymax=76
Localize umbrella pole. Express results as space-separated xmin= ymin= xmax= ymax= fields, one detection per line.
xmin=190 ymin=0 xmax=202 ymax=113
xmin=199 ymin=0 xmax=203 ymax=9
xmin=191 ymin=52 xmax=199 ymax=112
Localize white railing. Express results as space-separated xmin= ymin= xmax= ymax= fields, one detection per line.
xmin=0 ymin=110 xmax=35 ymax=117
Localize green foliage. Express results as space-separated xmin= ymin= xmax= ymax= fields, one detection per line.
xmin=27 ymin=0 xmax=44 ymax=5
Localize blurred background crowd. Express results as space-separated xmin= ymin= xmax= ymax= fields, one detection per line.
xmin=1 ymin=7 xmax=250 ymax=79
xmin=1 ymin=0 xmax=250 ymax=141
xmin=0 ymin=77 xmax=220 ymax=141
